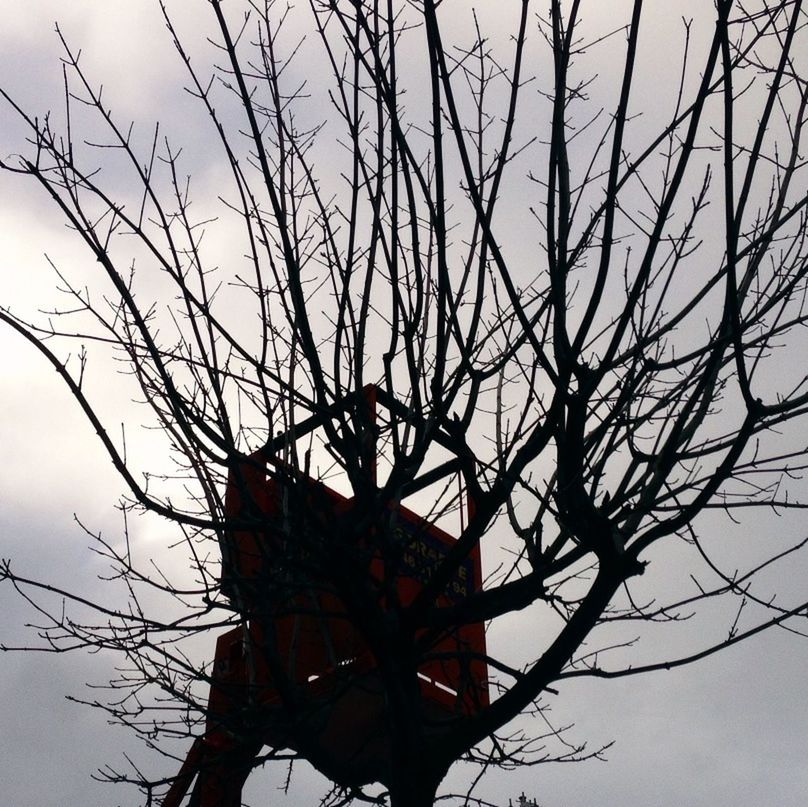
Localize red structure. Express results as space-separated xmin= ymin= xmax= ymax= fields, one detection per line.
xmin=163 ymin=386 xmax=488 ymax=806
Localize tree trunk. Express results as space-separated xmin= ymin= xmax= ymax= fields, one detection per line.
xmin=387 ymin=768 xmax=442 ymax=807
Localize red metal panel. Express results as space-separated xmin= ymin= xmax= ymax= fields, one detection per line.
xmin=223 ymin=459 xmax=368 ymax=684
xmin=383 ymin=502 xmax=489 ymax=710
xmin=222 ymin=451 xmax=488 ymax=714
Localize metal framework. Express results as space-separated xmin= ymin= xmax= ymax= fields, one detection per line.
xmin=163 ymin=386 xmax=488 ymax=806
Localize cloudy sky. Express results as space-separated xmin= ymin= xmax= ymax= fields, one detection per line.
xmin=2 ymin=2 xmax=808 ymax=806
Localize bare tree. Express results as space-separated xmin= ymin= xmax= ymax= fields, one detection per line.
xmin=2 ymin=1 xmax=808 ymax=805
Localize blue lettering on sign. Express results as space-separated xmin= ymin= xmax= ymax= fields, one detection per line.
xmin=390 ymin=514 xmax=473 ymax=603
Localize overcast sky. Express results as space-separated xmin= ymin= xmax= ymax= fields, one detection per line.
xmin=2 ymin=3 xmax=808 ymax=806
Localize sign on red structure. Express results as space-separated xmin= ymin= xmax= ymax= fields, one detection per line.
xmin=380 ymin=499 xmax=488 ymax=712
xmin=221 ymin=453 xmax=488 ymax=714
